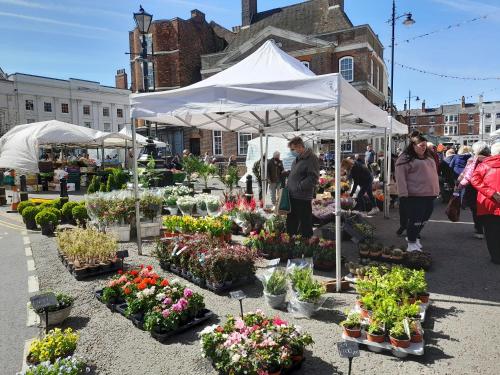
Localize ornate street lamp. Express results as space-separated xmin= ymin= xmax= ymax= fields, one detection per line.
xmin=133 ymin=6 xmax=153 ymax=93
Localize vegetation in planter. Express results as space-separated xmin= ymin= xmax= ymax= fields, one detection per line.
xmin=86 ymin=175 xmax=100 ymax=194
xmin=17 ymin=200 xmax=34 ymax=215
xmin=44 ymin=207 xmax=62 ymax=222
xmin=56 ymin=228 xmax=117 ymax=268
xmin=353 ymin=222 xmax=375 ymax=240
xmin=182 ymin=155 xmax=204 ymax=183
xmin=289 ymin=267 xmax=326 ymax=303
xmin=35 ymin=210 xmax=58 ymax=228
xmin=28 ymin=328 xmax=79 ymax=364
xmin=197 ymin=163 xmax=217 ymax=189
xmin=367 ymin=321 xmax=385 ymax=336
xmin=389 ymin=321 xmax=410 ymax=341
xmin=71 ymin=205 xmax=88 ymax=226
xmin=32 ymin=292 xmax=74 ymax=313
xmin=140 ymin=191 xmax=163 ymax=221
xmin=262 ymin=269 xmax=287 ymax=296
xmin=22 ymin=206 xmax=42 ymax=225
xmin=219 ymin=165 xmax=239 ymax=193
xmin=51 ymin=198 xmax=65 ymax=210
xmin=165 ymin=195 xmax=177 ymax=208
xmin=340 ymin=311 xmax=362 ymax=329
xmin=263 ymin=214 xmax=287 ymax=234
xmin=200 ymin=310 xmax=313 ymax=375
xmin=205 ymin=196 xmax=221 ymax=213
xmin=176 ymin=196 xmax=197 ymax=215
xmin=20 ymin=356 xmax=88 ymax=375
xmin=61 ymin=202 xmax=79 ymax=222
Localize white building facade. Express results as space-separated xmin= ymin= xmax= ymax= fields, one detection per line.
xmin=0 ymin=71 xmax=131 ymax=136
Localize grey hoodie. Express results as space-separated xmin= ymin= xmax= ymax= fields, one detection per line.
xmin=287 ymin=149 xmax=320 ymax=200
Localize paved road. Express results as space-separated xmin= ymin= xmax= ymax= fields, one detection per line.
xmin=0 ymin=211 xmax=38 ymax=375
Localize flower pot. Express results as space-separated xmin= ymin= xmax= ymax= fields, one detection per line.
xmin=25 ymin=219 xmax=37 ymax=230
xmin=224 ymin=280 xmax=233 ymax=288
xmin=197 ymin=209 xmax=207 ymax=217
xmin=359 ymin=250 xmax=370 ymax=258
xmin=167 ymin=206 xmax=178 ymax=216
xmin=360 ymin=307 xmax=371 ymax=319
xmin=389 ymin=336 xmax=410 ymax=348
xmin=343 ymin=326 xmax=361 ymax=338
xmin=106 ymin=224 xmax=131 ymax=242
xmin=418 ymin=292 xmax=430 ymax=304
xmin=411 ymin=331 xmax=423 ymax=343
xmin=37 ymin=305 xmax=72 ymax=327
xmin=366 ymin=332 xmax=385 ymax=343
xmin=40 ymin=223 xmax=54 ymax=236
xmin=224 ymin=233 xmax=232 ymax=242
xmin=264 ymin=291 xmax=287 ymax=309
xmin=140 ymin=222 xmax=161 ymax=238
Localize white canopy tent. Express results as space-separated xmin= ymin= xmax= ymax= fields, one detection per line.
xmin=119 ymin=124 xmax=167 ymax=148
xmin=0 ymin=120 xmax=135 ymax=173
xmin=131 ymin=40 xmax=408 ymax=290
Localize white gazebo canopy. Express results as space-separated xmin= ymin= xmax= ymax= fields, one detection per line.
xmin=119 ymin=124 xmax=167 ymax=148
xmin=0 ymin=120 xmax=134 ymax=172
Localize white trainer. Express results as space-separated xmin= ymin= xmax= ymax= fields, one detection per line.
xmin=406 ymin=237 xmax=422 ymax=249
xmin=367 ymin=207 xmax=380 ymax=216
xmin=407 ymin=242 xmax=422 ymax=252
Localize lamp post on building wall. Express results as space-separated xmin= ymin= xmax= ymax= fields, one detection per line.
xmin=406 ymin=90 xmax=420 ymax=130
xmin=385 ymin=0 xmax=415 ymax=218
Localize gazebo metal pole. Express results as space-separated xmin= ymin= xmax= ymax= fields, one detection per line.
xmin=132 ymin=121 xmax=142 ymax=255
xmin=263 ymin=134 xmax=269 ymax=207
xmin=335 ymin=78 xmax=342 ymax=292
xmin=259 ymin=126 xmax=264 ymax=204
xmin=385 ymin=116 xmax=393 ymax=218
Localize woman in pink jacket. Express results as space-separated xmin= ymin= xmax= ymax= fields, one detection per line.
xmin=470 ymin=143 xmax=500 ymax=264
xmin=395 ymin=132 xmax=440 ymax=252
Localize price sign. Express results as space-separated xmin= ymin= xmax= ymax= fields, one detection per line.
xmin=337 ymin=341 xmax=360 ymax=358
xmin=403 ymin=318 xmax=411 ymax=338
xmin=267 ymin=258 xmax=280 ymax=267
xmin=116 ymin=250 xmax=129 ymax=259
xmin=30 ymin=293 xmax=58 ymax=312
xmin=230 ymin=290 xmax=247 ymax=301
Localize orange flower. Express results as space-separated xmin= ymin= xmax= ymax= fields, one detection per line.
xmin=133 ymin=277 xmax=142 ymax=284
xmin=123 ymin=287 xmax=132 ymax=295
xmin=216 ymin=326 xmax=224 ymax=333
xmin=137 ymin=282 xmax=147 ymax=291
xmin=160 ymin=279 xmax=169 ymax=287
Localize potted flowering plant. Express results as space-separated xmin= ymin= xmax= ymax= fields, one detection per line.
xmin=196 ymin=194 xmax=209 ymax=216
xmin=32 ymin=292 xmax=75 ymax=327
xmin=206 ymin=196 xmax=221 ymax=217
xmin=177 ymin=196 xmax=197 ymax=216
xmin=27 ymin=328 xmax=79 ymax=365
xmin=340 ymin=311 xmax=362 ymax=338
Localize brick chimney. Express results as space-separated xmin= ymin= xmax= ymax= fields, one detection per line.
xmin=191 ymin=9 xmax=205 ymax=21
xmin=461 ymin=96 xmax=466 ymax=109
xmin=403 ymin=100 xmax=407 ymax=111
xmin=421 ymin=100 xmax=426 ymax=112
xmin=115 ymin=69 xmax=128 ymax=90
xmin=242 ymin=0 xmax=257 ymax=26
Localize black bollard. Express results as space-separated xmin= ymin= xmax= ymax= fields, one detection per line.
xmin=59 ymin=178 xmax=68 ymax=198
xmin=0 ymin=187 xmax=6 ymax=206
xmin=20 ymin=175 xmax=27 ymax=192
xmin=246 ymin=174 xmax=253 ymax=203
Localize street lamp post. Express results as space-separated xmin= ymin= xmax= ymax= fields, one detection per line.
xmin=406 ymin=90 xmax=420 ymax=130
xmin=132 ymin=6 xmax=153 ymax=255
xmin=385 ymin=0 xmax=415 ymax=219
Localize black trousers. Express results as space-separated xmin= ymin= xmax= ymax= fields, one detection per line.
xmin=357 ymin=183 xmax=376 ymax=212
xmin=481 ymin=215 xmax=500 ymax=263
xmin=471 ymin=207 xmax=484 ymax=235
xmin=399 ymin=197 xmax=409 ymax=230
xmin=405 ymin=197 xmax=435 ymax=242
xmin=287 ymin=197 xmax=313 ymax=238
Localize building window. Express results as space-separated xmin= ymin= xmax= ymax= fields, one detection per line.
xmin=430 ymin=116 xmax=435 ymax=124
xmin=238 ymin=133 xmax=252 ymax=155
xmin=497 ymin=124 xmax=500 ymax=131
xmin=302 ymin=61 xmax=310 ymax=69
xmin=341 ymin=141 xmax=352 ymax=153
xmin=411 ymin=117 xmax=417 ymax=125
xmin=44 ymin=102 xmax=52 ymax=112
xmin=25 ymin=100 xmax=34 ymax=111
xmin=103 ymin=107 xmax=110 ymax=117
xmin=339 ymin=56 xmax=354 ymax=82
xmin=83 ymin=105 xmax=90 ymax=115
xmin=468 ymin=114 xmax=474 ymax=121
xmin=117 ymin=108 xmax=123 ymax=118
xmin=103 ymin=123 xmax=111 ymax=132
xmin=212 ymin=130 xmax=222 ymax=155
xmin=468 ymin=124 xmax=474 ymax=134
xmin=496 ymin=113 xmax=500 ymax=119
xmin=485 ymin=113 xmax=491 ymax=119
xmin=146 ymin=34 xmax=153 ymax=55
xmin=61 ymin=103 xmax=69 ymax=114
xmin=376 ymin=65 xmax=380 ymax=90
xmin=27 ymin=119 xmax=36 ymax=124
xmin=485 ymin=124 xmax=491 ymax=133
xmin=84 ymin=122 xmax=92 ymax=128
xmin=445 ymin=115 xmax=458 ymax=123
xmin=444 ymin=125 xmax=458 ymax=136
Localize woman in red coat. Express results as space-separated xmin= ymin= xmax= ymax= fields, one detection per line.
xmin=470 ymin=143 xmax=500 ymax=264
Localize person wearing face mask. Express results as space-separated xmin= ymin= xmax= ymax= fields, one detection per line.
xmin=286 ymin=137 xmax=320 ymax=238
xmin=267 ymin=151 xmax=284 ymax=206
xmin=395 ymin=131 xmax=440 ymax=252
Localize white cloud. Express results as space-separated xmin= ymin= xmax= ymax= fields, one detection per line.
xmin=431 ymin=0 xmax=500 ymax=21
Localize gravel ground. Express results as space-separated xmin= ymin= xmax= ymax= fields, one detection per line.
xmin=30 ymin=202 xmax=500 ymax=375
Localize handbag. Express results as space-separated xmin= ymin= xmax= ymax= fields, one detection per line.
xmin=277 ymin=186 xmax=291 ymax=215
xmin=445 ymin=193 xmax=461 ymax=222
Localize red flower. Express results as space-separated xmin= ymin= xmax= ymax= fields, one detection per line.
xmin=160 ymin=279 xmax=169 ymax=287
xmin=123 ymin=287 xmax=131 ymax=295
xmin=117 ymin=270 xmax=123 ymax=275
xmin=273 ymin=316 xmax=287 ymax=326
xmin=146 ymin=265 xmax=153 ymax=271
xmin=140 ymin=264 xmax=144 ymax=269
xmin=130 ymin=270 xmax=139 ymax=277
xmin=133 ymin=277 xmax=142 ymax=284
xmin=137 ymin=282 xmax=147 ymax=291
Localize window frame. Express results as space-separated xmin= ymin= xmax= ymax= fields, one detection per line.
xmin=444 ymin=125 xmax=458 ymax=136
xmin=237 ymin=132 xmax=252 ymax=156
xmin=25 ymin=99 xmax=34 ymax=111
xmin=103 ymin=107 xmax=110 ymax=117
xmin=339 ymin=56 xmax=354 ymax=82
xmin=341 ymin=140 xmax=352 ymax=153
xmin=485 ymin=124 xmax=491 ymax=133
xmin=84 ymin=121 xmax=92 ymax=128
xmin=411 ymin=116 xmax=417 ymax=125
xmin=117 ymin=108 xmax=123 ymax=118
xmin=43 ymin=102 xmax=52 ymax=113
xmin=301 ymin=61 xmax=310 ymax=69
xmin=212 ymin=130 xmax=223 ymax=156
xmin=429 ymin=116 xmax=436 ymax=124
xmin=103 ymin=122 xmax=111 ymax=132
xmin=83 ymin=105 xmax=91 ymax=116
xmin=61 ymin=103 xmax=69 ymax=114
xmin=496 ymin=113 xmax=500 ymax=119
xmin=370 ymin=59 xmax=374 ymax=86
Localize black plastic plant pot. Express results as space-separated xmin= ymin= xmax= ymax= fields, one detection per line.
xmin=40 ymin=223 xmax=54 ymax=236
xmin=25 ymin=219 xmax=37 ymax=230
xmin=202 ymin=188 xmax=212 ymax=194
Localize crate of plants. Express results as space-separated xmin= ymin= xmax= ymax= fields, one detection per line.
xmin=342 ymin=214 xmax=375 ymax=243
xmin=96 ymin=265 xmax=213 ymax=342
xmin=162 ymin=215 xmax=233 ymax=241
xmin=153 ymin=234 xmax=259 ymax=294
xmin=358 ymin=241 xmax=432 ymax=270
xmin=56 ymin=227 xmax=121 ymax=280
xmin=200 ymin=310 xmax=314 ymax=375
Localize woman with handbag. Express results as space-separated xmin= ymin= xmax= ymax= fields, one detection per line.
xmin=470 ymin=142 xmax=500 ymax=264
xmin=395 ymin=132 xmax=440 ymax=252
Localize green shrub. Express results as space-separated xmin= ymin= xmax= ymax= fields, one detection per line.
xmin=61 ymin=202 xmax=79 ymax=221
xmin=44 ymin=207 xmax=61 ymax=222
xmin=35 ymin=210 xmax=58 ymax=227
xmin=17 ymin=201 xmax=34 ymax=215
xmin=22 ymin=206 xmax=41 ymax=223
xmin=99 ymin=182 xmax=107 ymax=192
xmin=52 ymin=198 xmax=64 ymax=209
xmin=87 ymin=176 xmax=100 ymax=194
xmin=72 ymin=205 xmax=88 ymax=225
xmin=39 ymin=202 xmax=54 ymax=210
xmin=106 ymin=174 xmax=116 ymax=192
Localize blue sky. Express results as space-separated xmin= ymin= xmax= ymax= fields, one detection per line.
xmin=0 ymin=0 xmax=498 ymax=109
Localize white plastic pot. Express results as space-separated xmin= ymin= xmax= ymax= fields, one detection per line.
xmin=140 ymin=222 xmax=161 ymax=238
xmin=167 ymin=206 xmax=178 ymax=216
xmin=264 ymin=291 xmax=287 ymax=309
xmin=37 ymin=305 xmax=72 ymax=327
xmin=106 ymin=224 xmax=131 ymax=242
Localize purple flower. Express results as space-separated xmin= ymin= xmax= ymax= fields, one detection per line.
xmin=183 ymin=288 xmax=193 ymax=298
xmin=163 ymin=297 xmax=173 ymax=306
xmin=162 ymin=309 xmax=171 ymax=318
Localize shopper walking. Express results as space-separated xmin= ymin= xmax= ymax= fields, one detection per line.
xmin=286 ymin=137 xmax=320 ymax=238
xmin=267 ymin=151 xmax=284 ymax=206
xmin=456 ymin=141 xmax=490 ymax=239
xmin=365 ymin=144 xmax=376 ymax=168
xmin=470 ymin=143 xmax=500 ymax=264
xmin=395 ymin=132 xmax=440 ymax=252
xmin=341 ymin=158 xmax=379 ymax=216
xmin=450 ymin=145 xmax=472 ymax=179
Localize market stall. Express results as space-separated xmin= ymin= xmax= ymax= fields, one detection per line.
xmin=131 ymin=40 xmax=408 ymax=291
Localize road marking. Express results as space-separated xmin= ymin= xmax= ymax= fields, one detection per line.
xmin=21 ymin=229 xmax=27 ymax=236
xmin=0 ymin=219 xmax=24 ymax=231
xmin=23 ymin=236 xmax=31 ymax=245
xmin=25 ymin=247 xmax=32 ymax=257
xmin=26 ymin=302 xmax=40 ymax=327
xmin=28 ymin=275 xmax=39 ymax=293
xmin=21 ymin=339 xmax=35 ymax=373
xmin=428 ymin=219 xmax=473 ymax=225
xmin=27 ymin=258 xmax=35 ymax=272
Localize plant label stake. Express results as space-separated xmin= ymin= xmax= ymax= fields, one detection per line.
xmin=230 ymin=290 xmax=247 ymax=317
xmin=30 ymin=293 xmax=58 ymax=334
xmin=337 ymin=341 xmax=359 ymax=375
xmin=268 ymin=258 xmax=280 ymax=268
xmin=116 ymin=250 xmax=129 ymax=271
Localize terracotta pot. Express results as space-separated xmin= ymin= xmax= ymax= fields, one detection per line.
xmin=360 ymin=307 xmax=371 ymax=319
xmin=162 ymin=232 xmax=176 ymax=238
xmin=408 ymin=297 xmax=416 ymax=304
xmin=366 ymin=332 xmax=385 ymax=343
xmin=389 ymin=336 xmax=410 ymax=348
xmin=418 ymin=293 xmax=430 ymax=304
xmin=343 ymin=326 xmax=361 ymax=338
xmin=411 ymin=331 xmax=423 ymax=343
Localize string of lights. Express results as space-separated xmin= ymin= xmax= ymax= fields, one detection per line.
xmin=389 ymin=14 xmax=489 ymax=47
xmin=386 ymin=60 xmax=500 ymax=81
xmin=431 ymin=87 xmax=500 ymax=107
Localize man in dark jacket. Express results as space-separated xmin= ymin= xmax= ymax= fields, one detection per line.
xmin=342 ymin=158 xmax=379 ymax=216
xmin=286 ymin=137 xmax=320 ymax=238
xmin=267 ymin=151 xmax=284 ymax=205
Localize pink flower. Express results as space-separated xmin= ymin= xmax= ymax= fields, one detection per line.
xmin=273 ymin=316 xmax=288 ymax=327
xmin=162 ymin=309 xmax=171 ymax=318
xmin=178 ymin=297 xmax=188 ymax=309
xmin=234 ymin=318 xmax=245 ymax=330
xmin=163 ymin=297 xmax=173 ymax=306
xmin=172 ymin=303 xmax=183 ymax=312
xmin=183 ymin=288 xmax=193 ymax=298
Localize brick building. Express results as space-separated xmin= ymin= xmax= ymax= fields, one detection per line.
xmin=129 ymin=0 xmax=389 ymax=157
xmin=398 ymin=96 xmax=500 ymax=146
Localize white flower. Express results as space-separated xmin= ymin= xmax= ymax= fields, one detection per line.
xmin=156 ymin=292 xmax=166 ymax=301
xmin=232 ymin=354 xmax=241 ymax=363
